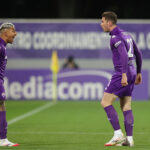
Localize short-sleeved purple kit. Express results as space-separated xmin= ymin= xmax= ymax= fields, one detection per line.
xmin=0 ymin=38 xmax=7 ymax=100
xmin=105 ymin=27 xmax=142 ymax=97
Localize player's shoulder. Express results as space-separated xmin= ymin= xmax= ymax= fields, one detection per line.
xmin=111 ymin=35 xmax=122 ymax=48
xmin=111 ymin=34 xmax=121 ymax=40
xmin=121 ymin=31 xmax=133 ymax=39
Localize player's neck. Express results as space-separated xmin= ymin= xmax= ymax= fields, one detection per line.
xmin=0 ymin=35 xmax=7 ymax=44
xmin=109 ymin=25 xmax=117 ymax=32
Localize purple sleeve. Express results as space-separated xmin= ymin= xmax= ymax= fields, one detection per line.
xmin=133 ymin=40 xmax=142 ymax=73
xmin=117 ymin=42 xmax=128 ymax=73
xmin=0 ymin=47 xmax=4 ymax=58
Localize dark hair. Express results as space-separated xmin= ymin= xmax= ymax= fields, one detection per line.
xmin=102 ymin=11 xmax=117 ymax=25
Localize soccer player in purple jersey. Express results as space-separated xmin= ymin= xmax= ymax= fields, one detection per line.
xmin=0 ymin=23 xmax=19 ymax=147
xmin=100 ymin=12 xmax=142 ymax=147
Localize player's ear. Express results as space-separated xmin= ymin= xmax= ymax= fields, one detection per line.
xmin=109 ymin=21 xmax=114 ymax=28
xmin=2 ymin=29 xmax=7 ymax=36
xmin=108 ymin=20 xmax=112 ymax=26
xmin=4 ymin=29 xmax=10 ymax=37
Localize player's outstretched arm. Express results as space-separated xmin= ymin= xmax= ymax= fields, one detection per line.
xmin=133 ymin=40 xmax=142 ymax=85
xmin=133 ymin=40 xmax=142 ymax=74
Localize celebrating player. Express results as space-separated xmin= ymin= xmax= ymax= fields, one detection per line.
xmin=100 ymin=11 xmax=142 ymax=146
xmin=0 ymin=23 xmax=19 ymax=146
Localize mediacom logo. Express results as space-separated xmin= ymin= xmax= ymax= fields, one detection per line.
xmin=4 ymin=76 xmax=104 ymax=100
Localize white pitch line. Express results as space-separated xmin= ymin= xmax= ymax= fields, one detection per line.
xmin=8 ymin=101 xmax=57 ymax=125
xmin=8 ymin=131 xmax=150 ymax=135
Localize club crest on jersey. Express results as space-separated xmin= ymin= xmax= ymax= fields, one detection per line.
xmin=2 ymin=92 xmax=6 ymax=98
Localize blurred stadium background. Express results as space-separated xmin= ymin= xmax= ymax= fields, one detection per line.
xmin=0 ymin=0 xmax=150 ymax=149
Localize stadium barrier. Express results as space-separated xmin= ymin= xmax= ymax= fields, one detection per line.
xmin=3 ymin=20 xmax=150 ymax=59
xmin=5 ymin=69 xmax=149 ymax=101
xmin=1 ymin=20 xmax=150 ymax=100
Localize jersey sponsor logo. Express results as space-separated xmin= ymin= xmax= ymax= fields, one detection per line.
xmin=114 ymin=41 xmax=121 ymax=48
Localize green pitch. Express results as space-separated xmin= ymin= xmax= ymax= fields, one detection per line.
xmin=2 ymin=100 xmax=150 ymax=150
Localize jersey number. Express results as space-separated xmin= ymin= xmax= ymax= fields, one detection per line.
xmin=127 ymin=38 xmax=134 ymax=58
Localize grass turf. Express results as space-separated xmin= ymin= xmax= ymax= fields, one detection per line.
xmin=1 ymin=100 xmax=150 ymax=150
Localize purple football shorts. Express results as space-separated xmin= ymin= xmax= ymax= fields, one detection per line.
xmin=105 ymin=72 xmax=136 ymax=97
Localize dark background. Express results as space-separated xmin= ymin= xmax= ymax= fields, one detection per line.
xmin=0 ymin=0 xmax=149 ymax=19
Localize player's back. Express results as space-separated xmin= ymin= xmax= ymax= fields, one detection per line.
xmin=119 ymin=30 xmax=135 ymax=62
xmin=110 ymin=27 xmax=136 ymax=76
xmin=118 ymin=31 xmax=136 ymax=78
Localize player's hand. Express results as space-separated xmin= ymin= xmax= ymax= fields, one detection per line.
xmin=121 ymin=73 xmax=128 ymax=86
xmin=135 ymin=73 xmax=142 ymax=85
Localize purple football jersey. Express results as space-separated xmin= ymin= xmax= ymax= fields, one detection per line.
xmin=0 ymin=38 xmax=7 ymax=100
xmin=110 ymin=27 xmax=135 ymax=73
xmin=0 ymin=38 xmax=7 ymax=81
xmin=105 ymin=27 xmax=142 ymax=97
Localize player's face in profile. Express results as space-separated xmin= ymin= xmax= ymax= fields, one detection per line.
xmin=5 ymin=27 xmax=17 ymax=44
xmin=100 ymin=17 xmax=109 ymax=32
